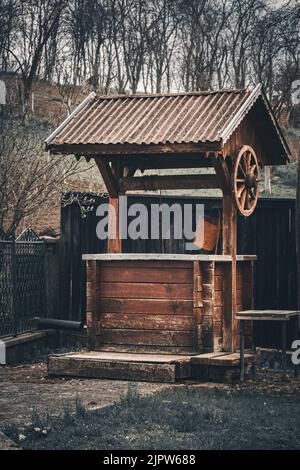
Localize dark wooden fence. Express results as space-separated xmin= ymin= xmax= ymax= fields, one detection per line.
xmin=58 ymin=194 xmax=297 ymax=348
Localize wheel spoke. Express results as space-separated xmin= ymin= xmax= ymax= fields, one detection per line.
xmin=237 ymin=184 xmax=246 ymax=198
xmin=240 ymin=188 xmax=247 ymax=209
xmin=246 ymin=190 xmax=251 ymax=209
xmin=234 ymin=146 xmax=259 ymax=216
xmin=249 ymin=188 xmax=256 ymax=200
xmin=245 ymin=152 xmax=251 ymax=171
xmin=238 ymin=163 xmax=246 ymax=178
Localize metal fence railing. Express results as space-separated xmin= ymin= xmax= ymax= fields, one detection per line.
xmin=0 ymin=228 xmax=46 ymax=337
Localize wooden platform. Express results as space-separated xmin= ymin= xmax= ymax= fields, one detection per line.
xmin=48 ymin=350 xmax=254 ymax=383
xmin=191 ymin=352 xmax=254 ymax=382
xmin=48 ymin=351 xmax=192 ymax=383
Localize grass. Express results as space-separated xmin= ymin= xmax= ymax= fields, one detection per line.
xmin=3 ymin=383 xmax=300 ymax=450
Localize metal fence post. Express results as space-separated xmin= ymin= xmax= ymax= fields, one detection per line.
xmin=11 ymin=235 xmax=17 ymax=336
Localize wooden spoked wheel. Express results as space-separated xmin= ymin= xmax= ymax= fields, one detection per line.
xmin=233 ymin=145 xmax=259 ymax=217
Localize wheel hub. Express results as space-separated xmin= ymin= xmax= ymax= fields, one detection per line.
xmin=245 ymin=174 xmax=257 ymax=190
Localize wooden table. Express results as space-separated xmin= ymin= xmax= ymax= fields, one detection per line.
xmin=236 ymin=310 xmax=300 ymax=381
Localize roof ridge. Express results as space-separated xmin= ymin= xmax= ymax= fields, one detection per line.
xmin=94 ymin=88 xmax=250 ymax=100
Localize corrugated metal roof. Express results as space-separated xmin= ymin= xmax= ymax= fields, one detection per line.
xmin=46 ymin=88 xmax=255 ymax=147
xmin=45 ymin=84 xmax=291 ymax=164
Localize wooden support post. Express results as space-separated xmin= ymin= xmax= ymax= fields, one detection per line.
xmin=242 ymin=260 xmax=256 ymax=374
xmin=282 ymin=321 xmax=287 ymax=379
xmin=222 ymin=195 xmax=237 ymax=352
xmin=86 ymin=260 xmax=97 ymax=350
xmin=94 ymin=158 xmax=122 ymax=253
xmin=239 ymin=319 xmax=245 ymax=382
xmin=193 ymin=261 xmax=203 ymax=352
xmin=201 ymin=261 xmax=215 ymax=353
xmin=108 ymin=197 xmax=122 ymax=253
xmin=95 ymin=160 xmax=119 ymax=198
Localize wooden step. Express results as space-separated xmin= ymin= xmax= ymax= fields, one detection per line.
xmin=191 ymin=352 xmax=254 ymax=382
xmin=48 ymin=351 xmax=192 ymax=383
xmin=210 ymin=352 xmax=253 ymax=366
xmin=48 ymin=350 xmax=254 ymax=384
xmin=191 ymin=352 xmax=229 ymax=365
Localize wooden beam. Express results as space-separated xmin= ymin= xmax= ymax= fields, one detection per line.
xmin=124 ymin=166 xmax=137 ymax=178
xmin=108 ymin=154 xmax=214 ymax=169
xmin=111 ymin=159 xmax=123 ymax=180
xmin=201 ymin=261 xmax=215 ymax=353
xmin=108 ymin=197 xmax=122 ymax=253
xmin=126 ymin=160 xmax=213 ymax=172
xmin=222 ymin=194 xmax=237 ymax=352
xmin=222 ymin=195 xmax=237 ymax=256
xmin=193 ymin=261 xmax=203 ymax=352
xmin=95 ymin=160 xmax=119 ymax=198
xmin=213 ymin=157 xmax=231 ymax=194
xmin=86 ymin=260 xmax=97 ymax=350
xmin=119 ymin=174 xmax=219 ymax=192
xmin=48 ymin=141 xmax=222 ymax=156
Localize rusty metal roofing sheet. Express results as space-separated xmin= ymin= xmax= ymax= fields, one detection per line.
xmin=46 ymin=88 xmax=255 ymax=147
xmin=45 ymin=85 xmax=291 ymax=163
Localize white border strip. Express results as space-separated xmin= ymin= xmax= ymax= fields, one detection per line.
xmin=45 ymin=92 xmax=96 ymax=146
xmin=82 ymin=254 xmax=256 ymax=262
xmin=221 ymin=84 xmax=262 ymax=144
xmin=0 ymin=340 xmax=6 ymax=365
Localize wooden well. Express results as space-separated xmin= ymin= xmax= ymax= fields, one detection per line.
xmin=84 ymin=254 xmax=255 ymax=354
xmin=46 ymin=85 xmax=290 ymax=363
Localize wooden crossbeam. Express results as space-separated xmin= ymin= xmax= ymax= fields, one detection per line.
xmin=48 ymin=142 xmax=222 ymax=156
xmin=95 ymin=160 xmax=119 ymax=198
xmin=115 ymin=155 xmax=214 ymax=171
xmin=119 ymin=174 xmax=219 ymax=192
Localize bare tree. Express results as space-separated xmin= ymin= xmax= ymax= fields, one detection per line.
xmin=0 ymin=0 xmax=19 ymax=72
xmin=5 ymin=0 xmax=66 ymax=116
xmin=0 ymin=119 xmax=92 ymax=235
xmin=118 ymin=0 xmax=148 ymax=94
xmin=227 ymin=0 xmax=265 ymax=89
xmin=145 ymin=0 xmax=178 ymax=93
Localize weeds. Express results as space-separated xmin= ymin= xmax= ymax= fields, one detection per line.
xmin=2 ymin=387 xmax=300 ymax=450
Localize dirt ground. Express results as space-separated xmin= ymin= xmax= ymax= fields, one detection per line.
xmin=1 ymin=362 xmax=300 ymax=450
xmin=0 ymin=362 xmax=172 ymax=428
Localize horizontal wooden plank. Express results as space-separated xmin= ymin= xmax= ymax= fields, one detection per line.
xmin=210 ymin=353 xmax=253 ymax=366
xmin=48 ymin=356 xmax=177 ymax=383
xmin=99 ymin=260 xmax=193 ymax=269
xmin=97 ymin=282 xmax=193 ymax=300
xmin=98 ymin=298 xmax=194 ymax=315
xmin=99 ymin=313 xmax=194 ymax=331
xmin=191 ymin=352 xmax=228 ymax=365
xmin=95 ymin=342 xmax=195 ymax=355
xmin=59 ymin=351 xmax=192 ymax=363
xmin=120 ymin=174 xmax=219 ymax=191
xmin=99 ymin=329 xmax=194 ymax=347
xmin=99 ymin=266 xmax=192 ymax=284
xmin=84 ymin=254 xmax=236 ymax=262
